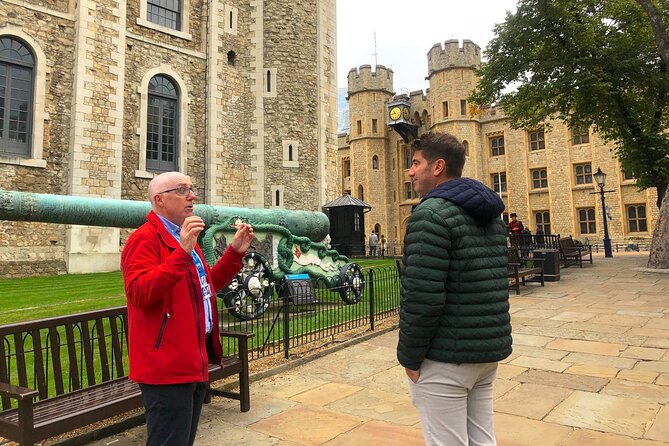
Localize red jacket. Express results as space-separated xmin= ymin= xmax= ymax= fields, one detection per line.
xmin=121 ymin=211 xmax=244 ymax=384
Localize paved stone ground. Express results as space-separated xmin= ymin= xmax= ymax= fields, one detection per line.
xmin=91 ymin=253 xmax=669 ymax=445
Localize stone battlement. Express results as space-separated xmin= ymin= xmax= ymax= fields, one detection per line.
xmin=348 ymin=64 xmax=394 ymax=96
xmin=427 ymin=39 xmax=481 ymax=75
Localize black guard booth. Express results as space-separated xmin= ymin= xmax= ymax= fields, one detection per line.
xmin=322 ymin=194 xmax=371 ymax=257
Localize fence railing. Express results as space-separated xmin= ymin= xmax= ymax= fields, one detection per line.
xmin=1 ymin=266 xmax=402 ymax=404
xmin=219 ymin=265 xmax=401 ymax=359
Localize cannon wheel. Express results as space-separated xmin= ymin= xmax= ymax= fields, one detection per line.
xmin=220 ymin=252 xmax=274 ymax=320
xmin=337 ymin=262 xmax=364 ymax=304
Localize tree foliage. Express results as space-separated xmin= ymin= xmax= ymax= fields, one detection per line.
xmin=470 ymin=0 xmax=669 ymax=205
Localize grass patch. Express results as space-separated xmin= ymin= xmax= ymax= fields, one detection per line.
xmin=0 ymin=271 xmax=126 ymax=324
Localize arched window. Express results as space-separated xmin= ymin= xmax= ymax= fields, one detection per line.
xmin=422 ymin=110 xmax=429 ymax=129
xmin=0 ymin=37 xmax=34 ymax=157
xmin=146 ymin=75 xmax=179 ymax=172
xmin=358 ymin=184 xmax=364 ymax=201
xmin=413 ymin=111 xmax=421 ymax=127
xmin=266 ymin=70 xmax=271 ymax=93
xmin=227 ymin=50 xmax=236 ymax=66
xmin=462 ymin=140 xmax=470 ymax=157
xmin=275 ymin=189 xmax=280 ymax=206
xmin=288 ymin=144 xmax=293 ymax=161
xmin=372 ymin=155 xmax=379 ymax=169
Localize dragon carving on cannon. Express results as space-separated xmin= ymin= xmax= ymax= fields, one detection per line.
xmin=0 ymin=189 xmax=365 ymax=320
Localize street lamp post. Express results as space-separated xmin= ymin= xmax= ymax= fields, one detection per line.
xmin=593 ymin=167 xmax=613 ymax=257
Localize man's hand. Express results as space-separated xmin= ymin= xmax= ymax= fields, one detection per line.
xmin=180 ymin=216 xmax=205 ymax=253
xmin=405 ymin=367 xmax=420 ymax=384
xmin=230 ymin=223 xmax=254 ymax=254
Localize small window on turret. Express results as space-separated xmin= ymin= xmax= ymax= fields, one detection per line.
xmin=460 ymin=100 xmax=467 ymax=116
xmin=442 ymin=101 xmax=449 ymax=118
xmin=372 ymin=119 xmax=378 ymax=134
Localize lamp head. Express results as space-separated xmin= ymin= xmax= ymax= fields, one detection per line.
xmin=594 ymin=167 xmax=606 ymax=188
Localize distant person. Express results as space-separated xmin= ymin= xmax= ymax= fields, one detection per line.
xmin=398 ymin=132 xmax=511 ymax=445
xmin=380 ymin=234 xmax=387 ymax=258
xmin=369 ymin=231 xmax=378 ymax=256
xmin=535 ymin=227 xmax=545 ymax=247
xmin=121 ymin=171 xmax=254 ymax=446
xmin=508 ymin=213 xmax=524 ymax=235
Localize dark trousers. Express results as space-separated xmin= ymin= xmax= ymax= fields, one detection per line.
xmin=140 ymin=382 xmax=207 ymax=446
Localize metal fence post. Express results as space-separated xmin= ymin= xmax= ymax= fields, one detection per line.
xmin=283 ymin=296 xmax=290 ymax=359
xmin=369 ymin=269 xmax=375 ymax=331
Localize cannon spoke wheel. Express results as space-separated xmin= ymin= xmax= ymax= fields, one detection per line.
xmin=220 ymin=252 xmax=274 ymax=320
xmin=337 ymin=263 xmax=364 ymax=304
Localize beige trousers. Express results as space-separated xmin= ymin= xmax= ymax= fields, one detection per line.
xmin=408 ymin=359 xmax=498 ymax=446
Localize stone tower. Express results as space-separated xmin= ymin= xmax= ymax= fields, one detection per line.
xmin=426 ymin=39 xmax=483 ymax=179
xmin=347 ymin=65 xmax=394 ymax=240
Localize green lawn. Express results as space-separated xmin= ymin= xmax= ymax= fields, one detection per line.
xmin=0 ymin=271 xmax=126 ymax=324
xmin=0 ymin=258 xmax=397 ymax=325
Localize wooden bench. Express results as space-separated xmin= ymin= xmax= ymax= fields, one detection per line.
xmin=508 ymin=247 xmax=545 ymax=295
xmin=0 ymin=306 xmax=253 ymax=446
xmin=558 ymin=235 xmax=593 ymax=268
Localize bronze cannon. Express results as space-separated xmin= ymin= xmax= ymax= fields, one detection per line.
xmin=0 ymin=189 xmax=364 ymax=320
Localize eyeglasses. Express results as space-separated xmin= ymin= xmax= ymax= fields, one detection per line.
xmin=157 ymin=186 xmax=197 ymax=196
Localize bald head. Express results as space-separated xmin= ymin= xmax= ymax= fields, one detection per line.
xmin=148 ymin=172 xmax=192 ymax=209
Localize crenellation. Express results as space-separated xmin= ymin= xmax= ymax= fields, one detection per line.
xmin=427 ymin=39 xmax=481 ymax=75
xmin=347 ymin=64 xmax=394 ymax=96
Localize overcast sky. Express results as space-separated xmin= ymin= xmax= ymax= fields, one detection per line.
xmin=336 ymin=0 xmax=519 ymax=93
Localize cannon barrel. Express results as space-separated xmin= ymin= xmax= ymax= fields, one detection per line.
xmin=0 ymin=189 xmax=330 ymax=241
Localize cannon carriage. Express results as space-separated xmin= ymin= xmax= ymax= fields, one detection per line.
xmin=0 ymin=189 xmax=364 ymax=320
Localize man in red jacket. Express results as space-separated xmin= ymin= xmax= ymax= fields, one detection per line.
xmin=121 ymin=172 xmax=253 ymax=446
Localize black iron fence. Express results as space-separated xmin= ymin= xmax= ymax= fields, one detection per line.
xmin=219 ymin=265 xmax=401 ymax=359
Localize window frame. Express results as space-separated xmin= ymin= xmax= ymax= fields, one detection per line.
xmin=534 ymin=211 xmax=551 ymax=234
xmin=0 ymin=30 xmax=47 ymax=169
xmin=531 ymin=168 xmax=548 ymax=189
xmin=489 ymin=135 xmax=505 ymax=157
xmin=578 ymin=207 xmax=597 ymax=234
xmin=135 ymin=67 xmax=189 ymax=178
xmin=626 ymin=204 xmax=648 ymax=233
xmin=574 ymin=163 xmax=593 ymax=185
xmin=528 ymin=128 xmax=545 ymax=151
xmin=0 ymin=37 xmax=34 ymax=157
xmin=137 ymin=0 xmax=192 ymax=40
xmin=571 ymin=126 xmax=590 ymax=145
xmin=491 ymin=172 xmax=507 ymax=194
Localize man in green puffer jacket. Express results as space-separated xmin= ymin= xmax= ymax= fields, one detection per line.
xmin=397 ymin=132 xmax=511 ymax=446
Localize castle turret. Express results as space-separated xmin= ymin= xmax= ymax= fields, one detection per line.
xmin=425 ymin=40 xmax=483 ymax=181
xmin=346 ymin=65 xmax=394 ymax=246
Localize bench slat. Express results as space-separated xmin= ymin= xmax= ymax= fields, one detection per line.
xmin=65 ymin=323 xmax=81 ymax=392
xmin=0 ymin=339 xmax=10 ymax=410
xmin=48 ymin=327 xmax=65 ymax=395
xmin=31 ymin=330 xmax=48 ymax=401
xmin=80 ymin=320 xmax=96 ymax=387
xmin=13 ymin=334 xmax=28 ymax=390
xmin=95 ymin=318 xmax=111 ymax=383
xmin=109 ymin=315 xmax=125 ymax=378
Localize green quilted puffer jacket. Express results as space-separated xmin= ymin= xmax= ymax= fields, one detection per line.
xmin=397 ymin=177 xmax=512 ymax=370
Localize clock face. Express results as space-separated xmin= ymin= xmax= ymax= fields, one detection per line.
xmin=389 ymin=107 xmax=401 ymax=121
xmin=403 ymin=107 xmax=410 ymax=120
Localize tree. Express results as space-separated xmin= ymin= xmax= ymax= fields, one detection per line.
xmin=470 ymin=0 xmax=669 ymax=268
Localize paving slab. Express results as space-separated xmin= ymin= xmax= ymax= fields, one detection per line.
xmin=249 ymin=405 xmax=366 ymax=446
xmin=513 ymin=369 xmax=609 ymax=392
xmin=323 ymin=420 xmax=424 ymax=446
xmin=494 ymin=383 xmax=573 ymax=419
xmin=602 ymin=379 xmax=669 ymax=404
xmin=646 ymin=405 xmax=669 ymax=442
xmin=494 ymin=413 xmax=572 ymax=446
xmin=545 ymin=390 xmax=660 ymax=437
xmin=562 ymin=429 xmax=669 ymax=446
xmin=326 ymin=387 xmax=420 ymax=426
